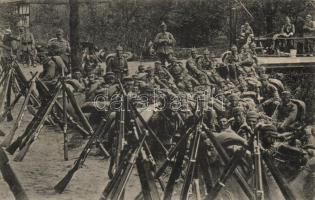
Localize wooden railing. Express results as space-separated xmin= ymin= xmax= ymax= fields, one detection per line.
xmin=254 ymin=36 xmax=315 ymax=56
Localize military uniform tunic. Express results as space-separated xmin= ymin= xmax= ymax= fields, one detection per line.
xmin=106 ymin=55 xmax=129 ymax=80
xmin=274 ymin=101 xmax=298 ymax=131
xmin=154 ymin=31 xmax=176 ymax=64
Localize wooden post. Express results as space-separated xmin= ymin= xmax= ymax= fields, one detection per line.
xmin=69 ymin=0 xmax=81 ymax=73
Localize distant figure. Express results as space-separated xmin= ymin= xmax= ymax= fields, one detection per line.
xmin=239 ymin=22 xmax=254 ymax=47
xmin=81 ymin=43 xmax=99 ymax=76
xmin=272 ymin=16 xmax=295 ymax=53
xmin=18 ymin=25 xmax=35 ymax=66
xmin=106 ymin=45 xmax=129 ymax=80
xmin=153 ymin=22 xmax=176 ymax=66
xmin=1 ymin=29 xmax=18 ymax=65
xmin=303 ymin=14 xmax=315 ymax=55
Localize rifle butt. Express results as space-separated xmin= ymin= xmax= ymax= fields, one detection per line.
xmin=154 ymin=160 xmax=169 ymax=179
xmin=13 ymin=140 xmax=33 ymax=162
xmin=6 ymin=111 xmax=13 ymax=122
xmin=54 ymin=169 xmax=76 ymax=193
xmin=6 ymin=137 xmax=23 ymax=155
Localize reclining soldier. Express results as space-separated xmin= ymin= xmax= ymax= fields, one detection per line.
xmin=272 ymin=90 xmax=299 ymax=132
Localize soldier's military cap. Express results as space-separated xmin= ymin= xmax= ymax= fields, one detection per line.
xmin=281 ymin=90 xmax=291 ymax=97
xmin=246 ymin=111 xmax=259 ymax=120
xmin=154 ymin=61 xmax=161 ymax=65
xmin=259 ymin=74 xmax=269 ymax=81
xmin=191 ymin=48 xmax=197 ymax=53
xmin=56 ymin=28 xmax=64 ymax=34
xmin=232 ymin=106 xmax=244 ymax=115
xmin=138 ymin=65 xmax=145 ymax=70
xmin=36 ymin=45 xmax=48 ymax=54
xmin=170 ymin=65 xmax=184 ymax=75
xmin=210 ymin=52 xmax=216 ymax=58
xmin=116 ymin=45 xmax=123 ymax=51
xmin=160 ymin=21 xmax=167 ymax=27
xmin=145 ymin=66 xmax=153 ymax=72
xmin=103 ymin=72 xmax=115 ymax=78
xmin=140 ymin=85 xmax=155 ymax=93
xmin=203 ymin=49 xmax=210 ymax=55
xmin=307 ymin=14 xmax=312 ymax=19
xmin=260 ymin=124 xmax=278 ymax=137
xmin=122 ymin=76 xmax=134 ymax=83
xmin=231 ymin=45 xmax=238 ymax=50
xmin=169 ymin=56 xmax=178 ymax=63
xmin=229 ymin=93 xmax=240 ymax=101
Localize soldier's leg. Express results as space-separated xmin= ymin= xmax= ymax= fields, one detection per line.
xmin=165 ymin=53 xmax=173 ymax=65
xmin=158 ymin=53 xmax=166 ymax=66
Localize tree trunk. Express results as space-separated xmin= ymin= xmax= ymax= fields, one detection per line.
xmin=265 ymin=0 xmax=274 ymax=34
xmin=69 ymin=0 xmax=81 ymax=73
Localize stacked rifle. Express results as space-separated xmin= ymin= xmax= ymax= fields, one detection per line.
xmin=0 ymin=59 xmax=40 ymax=124
xmin=0 ymin=61 xmax=116 ymax=163
xmin=153 ymin=107 xmax=298 ymax=200
xmin=54 ymin=79 xmax=168 ymax=199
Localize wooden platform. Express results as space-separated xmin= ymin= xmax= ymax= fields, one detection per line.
xmin=258 ymin=56 xmax=315 ymax=70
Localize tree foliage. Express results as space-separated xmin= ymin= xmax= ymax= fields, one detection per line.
xmin=0 ymin=0 xmax=314 ymax=53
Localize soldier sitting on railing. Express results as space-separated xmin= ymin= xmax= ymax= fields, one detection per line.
xmin=272 ymin=16 xmax=295 ymax=54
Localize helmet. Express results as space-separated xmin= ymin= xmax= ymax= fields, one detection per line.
xmin=232 ymin=106 xmax=244 ymax=115
xmin=56 ymin=28 xmax=64 ymax=35
xmin=246 ymin=111 xmax=259 ymax=120
xmin=160 ymin=21 xmax=167 ymax=27
xmin=191 ymin=48 xmax=197 ymax=54
xmin=259 ymin=74 xmax=269 ymax=81
xmin=116 ymin=45 xmax=123 ymax=51
xmin=203 ymin=49 xmax=210 ymax=55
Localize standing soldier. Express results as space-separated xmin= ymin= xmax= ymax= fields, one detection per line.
xmin=272 ymin=16 xmax=295 ymax=53
xmin=222 ymin=45 xmax=240 ymax=83
xmin=48 ymin=28 xmax=70 ymax=67
xmin=239 ymin=22 xmax=254 ymax=47
xmin=106 ymin=45 xmax=129 ymax=80
xmin=18 ymin=25 xmax=35 ymax=66
xmin=153 ymin=22 xmax=176 ymax=65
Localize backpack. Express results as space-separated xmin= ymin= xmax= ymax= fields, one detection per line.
xmin=269 ymin=78 xmax=284 ymax=93
xmin=291 ymin=99 xmax=306 ymax=122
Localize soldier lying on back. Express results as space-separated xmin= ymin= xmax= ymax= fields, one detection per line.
xmin=258 ymin=74 xmax=280 ymax=116
xmin=222 ymin=45 xmax=240 ymax=84
xmin=186 ymin=48 xmax=209 ymax=85
xmin=169 ymin=61 xmax=199 ymax=93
